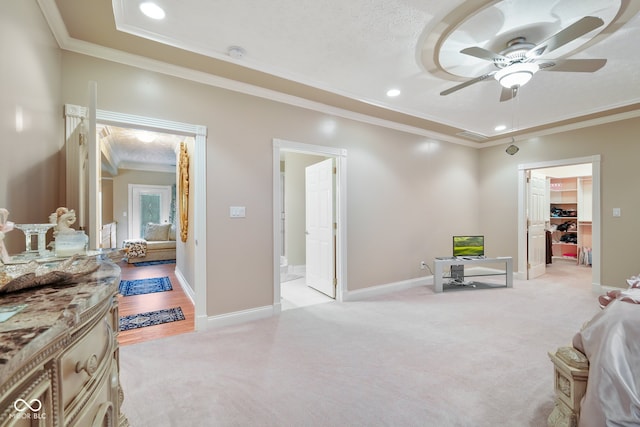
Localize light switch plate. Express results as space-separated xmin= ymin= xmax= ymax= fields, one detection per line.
xmin=230 ymin=206 xmax=246 ymax=218
xmin=613 ymin=207 xmax=621 ymax=217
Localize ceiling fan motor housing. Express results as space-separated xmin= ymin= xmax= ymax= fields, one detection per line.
xmin=494 ymin=37 xmax=535 ymax=68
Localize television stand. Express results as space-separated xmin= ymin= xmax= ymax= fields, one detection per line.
xmin=448 ymin=278 xmax=476 ymax=288
xmin=433 ymin=257 xmax=513 ymax=293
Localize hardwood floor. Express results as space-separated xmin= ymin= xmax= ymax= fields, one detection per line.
xmin=116 ymin=261 xmax=195 ymax=346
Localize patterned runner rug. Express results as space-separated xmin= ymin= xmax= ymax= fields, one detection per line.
xmin=133 ymin=259 xmax=176 ymax=267
xmin=119 ymin=307 xmax=185 ymax=331
xmin=119 ymin=276 xmax=173 ymax=296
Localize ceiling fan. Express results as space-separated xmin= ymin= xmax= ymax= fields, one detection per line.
xmin=440 ymin=16 xmax=607 ymax=102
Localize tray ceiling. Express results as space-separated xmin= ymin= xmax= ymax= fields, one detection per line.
xmin=45 ymin=0 xmax=640 ymax=149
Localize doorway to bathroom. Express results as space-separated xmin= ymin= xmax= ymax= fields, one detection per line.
xmin=272 ymin=139 xmax=347 ymax=312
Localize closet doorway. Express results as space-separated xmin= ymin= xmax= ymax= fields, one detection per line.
xmin=518 ymin=156 xmax=600 ymax=290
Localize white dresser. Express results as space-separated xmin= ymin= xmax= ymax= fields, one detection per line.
xmin=0 ymin=259 xmax=129 ymax=426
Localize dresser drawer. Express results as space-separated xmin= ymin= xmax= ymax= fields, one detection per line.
xmin=65 ymin=362 xmax=117 ymax=427
xmin=59 ymin=318 xmax=113 ymax=410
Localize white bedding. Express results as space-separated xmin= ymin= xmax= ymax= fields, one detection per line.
xmin=572 ymin=299 xmax=640 ymax=426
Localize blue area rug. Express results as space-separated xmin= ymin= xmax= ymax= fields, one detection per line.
xmin=119 ymin=307 xmax=185 ymax=331
xmin=119 ymin=276 xmax=173 ymax=296
xmin=133 ymin=259 xmax=176 ymax=267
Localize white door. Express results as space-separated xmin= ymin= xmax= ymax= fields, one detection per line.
xmin=129 ymin=184 xmax=172 ymax=239
xmin=305 ymin=158 xmax=336 ymax=298
xmin=527 ymin=171 xmax=547 ymax=279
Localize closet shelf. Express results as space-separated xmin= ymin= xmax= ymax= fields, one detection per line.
xmin=548 ymin=176 xmax=592 ymax=265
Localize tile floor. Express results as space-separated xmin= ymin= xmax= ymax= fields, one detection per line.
xmin=281 ymin=275 xmax=334 ymax=310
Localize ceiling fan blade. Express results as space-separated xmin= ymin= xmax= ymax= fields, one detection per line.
xmin=440 ymin=72 xmax=496 ymax=96
xmin=460 ymin=46 xmax=508 ymax=63
xmin=526 ymin=16 xmax=604 ymax=58
xmin=537 ymin=58 xmax=607 ymax=72
xmin=499 ymin=86 xmax=518 ymax=102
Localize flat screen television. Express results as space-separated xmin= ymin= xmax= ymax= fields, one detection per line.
xmin=453 ymin=235 xmax=485 ymax=258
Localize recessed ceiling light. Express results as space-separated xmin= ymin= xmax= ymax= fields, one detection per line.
xmin=136 ymin=130 xmax=155 ymax=143
xmin=494 ymin=124 xmax=507 ymax=131
xmin=140 ymin=2 xmax=165 ymax=20
xmin=386 ymin=89 xmax=401 ymax=97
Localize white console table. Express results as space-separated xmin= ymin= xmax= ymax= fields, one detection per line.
xmin=433 ymin=256 xmax=513 ymax=293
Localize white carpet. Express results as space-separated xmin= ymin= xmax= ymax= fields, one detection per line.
xmin=120 ymin=263 xmax=599 ymax=426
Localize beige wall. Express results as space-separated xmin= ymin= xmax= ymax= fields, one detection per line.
xmin=15 ymin=0 xmax=635 ymax=319
xmin=283 ymin=153 xmax=328 ymax=267
xmin=0 ymin=1 xmax=63 ymax=253
xmin=111 ymin=169 xmax=176 ymax=245
xmin=60 ymin=52 xmax=481 ymax=316
xmin=479 ymin=118 xmax=640 ymax=287
xmin=101 ymin=178 xmax=114 ymax=224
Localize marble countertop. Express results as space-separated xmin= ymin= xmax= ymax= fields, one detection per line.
xmin=0 ymin=259 xmax=120 ymax=386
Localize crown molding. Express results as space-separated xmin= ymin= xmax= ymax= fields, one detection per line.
xmin=37 ymin=0 xmax=640 ymax=150
xmin=37 ymin=0 xmax=475 ymax=147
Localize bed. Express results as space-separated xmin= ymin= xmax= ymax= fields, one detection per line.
xmin=548 ymin=291 xmax=640 ymax=427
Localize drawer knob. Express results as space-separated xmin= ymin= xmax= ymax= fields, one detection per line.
xmin=75 ymin=354 xmax=99 ymax=376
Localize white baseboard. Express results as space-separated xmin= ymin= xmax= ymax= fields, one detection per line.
xmin=174 ymin=266 xmax=195 ymax=305
xmin=290 ymin=264 xmax=306 ymax=275
xmin=206 ymin=305 xmax=275 ymax=329
xmin=202 ymin=276 xmax=431 ymax=329
xmin=343 ymin=276 xmax=432 ymax=301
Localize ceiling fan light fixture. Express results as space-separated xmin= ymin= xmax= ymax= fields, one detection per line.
xmin=495 ymin=63 xmax=539 ymax=88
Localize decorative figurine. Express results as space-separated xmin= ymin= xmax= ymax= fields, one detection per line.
xmin=0 ymin=208 xmax=15 ymax=264
xmin=49 ymin=207 xmax=77 ymax=236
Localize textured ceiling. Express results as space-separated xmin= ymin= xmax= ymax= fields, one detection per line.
xmin=46 ymin=0 xmax=640 ymax=150
xmin=98 ymin=125 xmax=187 ymax=175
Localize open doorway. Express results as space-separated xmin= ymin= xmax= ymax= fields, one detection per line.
xmin=97 ymin=123 xmax=188 ymax=246
xmin=64 ymin=105 xmax=208 ymax=330
xmin=99 ymin=125 xmax=199 ymax=344
xmin=279 ymin=152 xmax=334 ymax=310
xmin=272 ymin=139 xmax=347 ymax=312
xmin=97 ymin=117 xmax=206 ymax=330
xmin=518 ymin=155 xmax=601 ymax=290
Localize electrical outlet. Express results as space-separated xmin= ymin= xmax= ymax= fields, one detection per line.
xmin=420 ymin=261 xmax=427 ymax=270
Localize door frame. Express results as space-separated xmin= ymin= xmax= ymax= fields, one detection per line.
xmin=81 ymin=107 xmax=207 ymax=330
xmin=272 ymin=139 xmax=347 ymax=312
xmin=517 ymin=155 xmax=601 ymax=290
